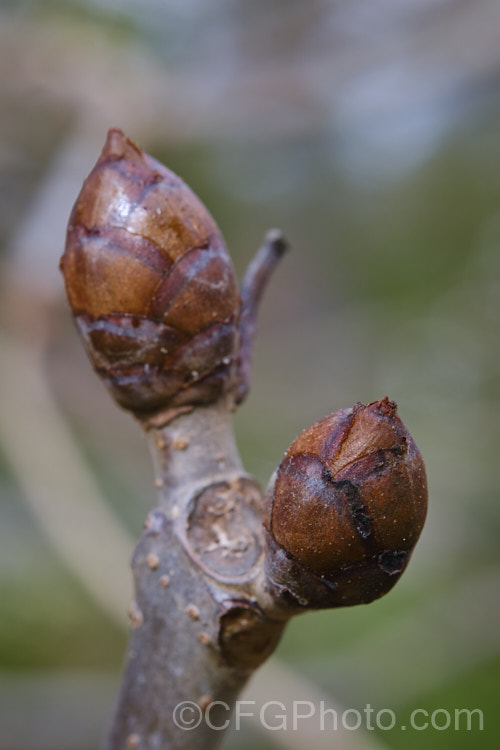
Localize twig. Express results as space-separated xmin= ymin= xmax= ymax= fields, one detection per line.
xmin=235 ymin=229 xmax=289 ymax=404
xmin=103 ymin=404 xmax=287 ymax=750
xmin=59 ymin=130 xmax=428 ymax=750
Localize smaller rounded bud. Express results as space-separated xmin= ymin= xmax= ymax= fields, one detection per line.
xmin=266 ymin=398 xmax=428 ymax=609
xmin=60 ymin=129 xmax=240 ymax=421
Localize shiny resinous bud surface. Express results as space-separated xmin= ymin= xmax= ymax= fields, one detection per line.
xmin=268 ymin=398 xmax=428 ymax=608
xmin=60 ymin=128 xmax=240 ymax=417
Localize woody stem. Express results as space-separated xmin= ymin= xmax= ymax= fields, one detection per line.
xmin=103 ymin=403 xmax=286 ymax=750
xmin=235 ymin=230 xmax=289 ymax=404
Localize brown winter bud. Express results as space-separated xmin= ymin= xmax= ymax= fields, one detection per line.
xmin=266 ymin=397 xmax=428 ymax=609
xmin=60 ymin=128 xmax=240 ymax=420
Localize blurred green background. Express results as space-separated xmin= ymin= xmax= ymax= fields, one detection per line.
xmin=0 ymin=1 xmax=499 ymax=748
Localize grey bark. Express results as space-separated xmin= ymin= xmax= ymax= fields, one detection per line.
xmin=104 ymin=403 xmax=288 ymax=750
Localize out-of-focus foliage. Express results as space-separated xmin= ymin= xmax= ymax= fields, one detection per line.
xmin=1 ymin=1 xmax=499 ymax=748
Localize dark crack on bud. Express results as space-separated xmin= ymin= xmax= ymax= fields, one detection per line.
xmin=377 ymin=549 xmax=409 ymax=575
xmin=348 ymin=497 xmax=373 ymax=539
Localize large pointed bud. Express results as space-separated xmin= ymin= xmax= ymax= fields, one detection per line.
xmin=266 ymin=398 xmax=428 ymax=609
xmin=60 ymin=129 xmax=240 ymax=423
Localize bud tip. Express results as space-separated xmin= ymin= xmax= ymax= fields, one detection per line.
xmin=99 ymin=127 xmax=142 ymax=165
